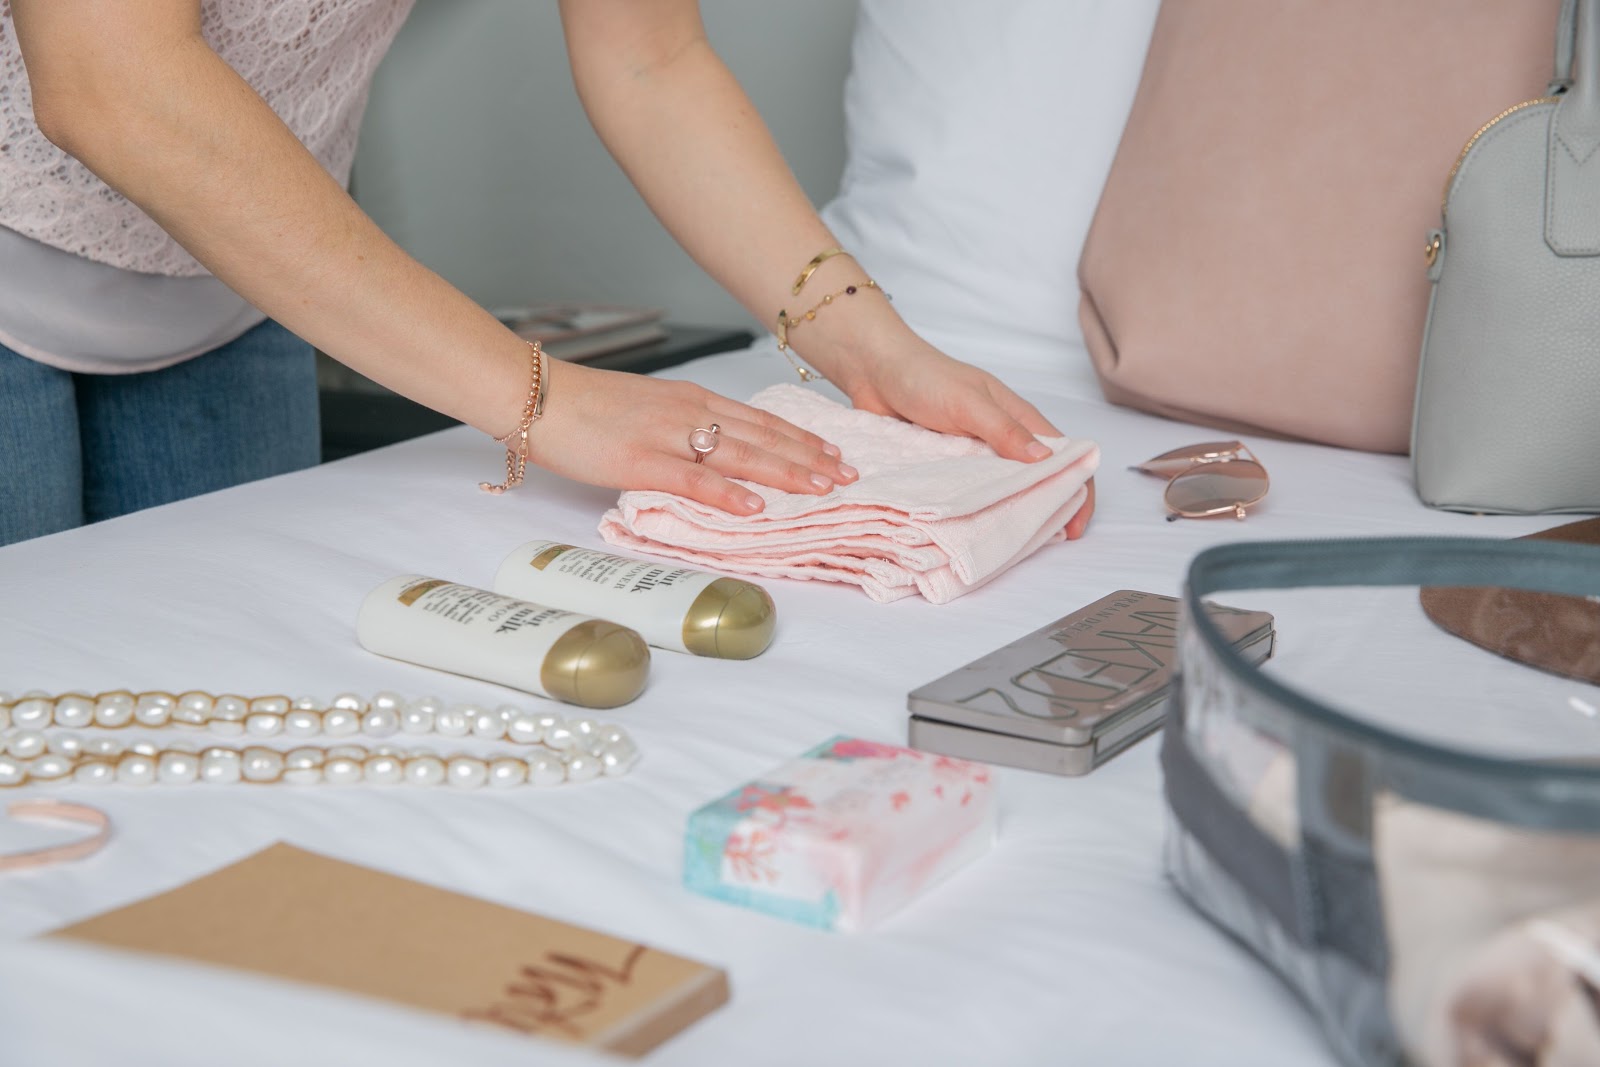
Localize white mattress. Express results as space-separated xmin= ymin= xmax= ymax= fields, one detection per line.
xmin=0 ymin=337 xmax=1570 ymax=1066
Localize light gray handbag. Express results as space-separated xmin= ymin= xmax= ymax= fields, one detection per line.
xmin=1412 ymin=0 xmax=1600 ymax=513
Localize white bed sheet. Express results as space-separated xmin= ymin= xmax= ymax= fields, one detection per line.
xmin=0 ymin=338 xmax=1564 ymax=1067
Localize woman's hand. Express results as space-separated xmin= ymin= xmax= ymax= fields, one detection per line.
xmin=560 ymin=0 xmax=1094 ymax=535
xmin=833 ymin=330 xmax=1061 ymax=462
xmin=1065 ymin=478 xmax=1096 ymax=540
xmin=528 ymin=361 xmax=858 ymax=515
xmin=821 ymin=326 xmax=1097 ymax=538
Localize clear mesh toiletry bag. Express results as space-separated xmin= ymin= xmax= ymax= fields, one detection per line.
xmin=1163 ymin=537 xmax=1600 ymax=1067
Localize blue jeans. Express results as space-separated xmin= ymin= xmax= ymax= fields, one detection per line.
xmin=0 ymin=319 xmax=320 ymax=546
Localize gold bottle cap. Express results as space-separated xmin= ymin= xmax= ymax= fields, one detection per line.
xmin=681 ymin=578 xmax=777 ymax=659
xmin=540 ymin=620 xmax=651 ymax=709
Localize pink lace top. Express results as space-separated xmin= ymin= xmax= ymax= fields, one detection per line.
xmin=0 ymin=0 xmax=415 ymax=278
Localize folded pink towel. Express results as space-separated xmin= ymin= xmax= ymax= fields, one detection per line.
xmin=598 ymin=384 xmax=1099 ymax=604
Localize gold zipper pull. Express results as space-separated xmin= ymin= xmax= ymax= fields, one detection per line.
xmin=1424 ymin=229 xmax=1446 ymax=281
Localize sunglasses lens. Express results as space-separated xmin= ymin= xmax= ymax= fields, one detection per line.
xmin=1134 ymin=440 xmax=1244 ymax=478
xmin=1164 ymin=459 xmax=1268 ymax=517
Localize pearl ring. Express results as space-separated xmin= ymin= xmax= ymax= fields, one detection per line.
xmin=689 ymin=423 xmax=720 ymax=464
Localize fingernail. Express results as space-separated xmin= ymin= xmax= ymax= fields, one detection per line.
xmin=1025 ymin=442 xmax=1051 ymax=460
xmin=743 ymin=494 xmax=764 ymax=513
xmin=839 ymin=463 xmax=859 ymax=481
xmin=823 ymin=442 xmax=842 ymax=458
xmin=810 ymin=474 xmax=833 ymax=493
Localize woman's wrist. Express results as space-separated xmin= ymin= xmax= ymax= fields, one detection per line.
xmin=435 ymin=327 xmax=542 ymax=441
xmin=770 ymin=248 xmax=905 ymax=391
xmin=478 ymin=341 xmax=549 ymax=494
xmin=787 ymin=284 xmax=909 ymax=395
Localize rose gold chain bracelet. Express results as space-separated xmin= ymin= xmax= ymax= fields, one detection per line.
xmin=480 ymin=341 xmax=547 ymax=494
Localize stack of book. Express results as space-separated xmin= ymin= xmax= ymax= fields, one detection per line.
xmin=493 ymin=304 xmax=669 ymax=362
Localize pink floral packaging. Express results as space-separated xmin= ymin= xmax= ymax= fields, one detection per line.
xmin=683 ymin=736 xmax=998 ymax=931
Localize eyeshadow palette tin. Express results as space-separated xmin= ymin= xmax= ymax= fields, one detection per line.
xmin=907 ymin=589 xmax=1275 ymax=776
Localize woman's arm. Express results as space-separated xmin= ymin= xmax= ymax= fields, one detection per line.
xmin=559 ymin=0 xmax=1093 ymax=535
xmin=11 ymin=0 xmax=850 ymax=515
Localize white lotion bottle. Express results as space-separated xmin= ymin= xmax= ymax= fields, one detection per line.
xmin=493 ymin=541 xmax=776 ymax=659
xmin=356 ymin=576 xmax=649 ymax=708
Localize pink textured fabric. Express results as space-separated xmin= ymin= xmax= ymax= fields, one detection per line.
xmin=0 ymin=0 xmax=413 ymax=277
xmin=599 ymin=384 xmax=1100 ymax=604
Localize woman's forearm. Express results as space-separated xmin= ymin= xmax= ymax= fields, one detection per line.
xmin=559 ymin=1 xmax=1084 ymax=489
xmin=559 ymin=0 xmax=904 ymax=388
xmin=10 ymin=0 xmax=857 ymax=516
xmin=14 ymin=0 xmax=528 ymax=437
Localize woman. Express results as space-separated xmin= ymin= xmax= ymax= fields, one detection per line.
xmin=1 ymin=0 xmax=1092 ymax=546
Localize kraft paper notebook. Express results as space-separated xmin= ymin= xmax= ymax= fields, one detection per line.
xmin=50 ymin=842 xmax=728 ymax=1058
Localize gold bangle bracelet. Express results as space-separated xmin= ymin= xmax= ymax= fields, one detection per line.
xmin=790 ymin=246 xmax=847 ymax=295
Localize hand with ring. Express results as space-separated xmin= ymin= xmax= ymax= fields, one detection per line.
xmin=689 ymin=424 xmax=720 ymax=463
xmin=523 ymin=361 xmax=858 ymax=515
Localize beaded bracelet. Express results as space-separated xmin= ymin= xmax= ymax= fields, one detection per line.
xmin=480 ymin=341 xmax=547 ymax=494
xmin=775 ymin=280 xmax=887 ymax=382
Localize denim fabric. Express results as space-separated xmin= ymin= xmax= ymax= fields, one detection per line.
xmin=0 ymin=338 xmax=82 ymax=545
xmin=0 ymin=319 xmax=320 ymax=546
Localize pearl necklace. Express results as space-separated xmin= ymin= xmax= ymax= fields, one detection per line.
xmin=0 ymin=690 xmax=640 ymax=790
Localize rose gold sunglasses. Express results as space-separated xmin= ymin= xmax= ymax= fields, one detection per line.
xmin=1131 ymin=440 xmax=1269 ymax=522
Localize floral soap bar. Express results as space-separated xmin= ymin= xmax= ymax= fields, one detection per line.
xmin=683 ymin=737 xmax=997 ymax=931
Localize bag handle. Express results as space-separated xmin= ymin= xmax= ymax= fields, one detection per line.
xmin=1570 ymin=0 xmax=1599 ymax=105
xmin=1553 ymin=0 xmax=1580 ymax=92
xmin=1547 ymin=0 xmax=1600 ymax=256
